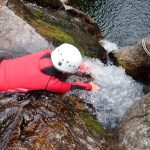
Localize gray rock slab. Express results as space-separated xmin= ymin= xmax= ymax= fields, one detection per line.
xmin=0 ymin=6 xmax=53 ymax=54
xmin=118 ymin=93 xmax=150 ymax=150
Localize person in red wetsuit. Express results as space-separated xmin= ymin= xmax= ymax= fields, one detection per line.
xmin=0 ymin=43 xmax=100 ymax=93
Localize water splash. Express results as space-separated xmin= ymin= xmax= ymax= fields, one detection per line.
xmin=67 ymin=57 xmax=143 ymax=129
xmin=100 ymin=39 xmax=118 ymax=53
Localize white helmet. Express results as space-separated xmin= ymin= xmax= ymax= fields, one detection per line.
xmin=51 ymin=43 xmax=82 ymax=73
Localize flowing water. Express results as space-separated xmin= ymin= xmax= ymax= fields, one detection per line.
xmin=75 ymin=0 xmax=150 ymax=47
xmin=67 ymin=56 xmax=143 ymax=129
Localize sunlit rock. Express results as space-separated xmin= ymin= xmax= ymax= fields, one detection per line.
xmin=117 ymin=93 xmax=150 ymax=150
xmin=0 ymin=5 xmax=51 ymax=54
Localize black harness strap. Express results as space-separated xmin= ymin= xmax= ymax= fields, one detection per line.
xmin=40 ymin=53 xmax=62 ymax=78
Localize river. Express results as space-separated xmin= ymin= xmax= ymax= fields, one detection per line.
xmin=75 ymin=0 xmax=150 ymax=47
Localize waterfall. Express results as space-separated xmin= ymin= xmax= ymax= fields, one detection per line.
xmin=67 ymin=41 xmax=143 ymax=129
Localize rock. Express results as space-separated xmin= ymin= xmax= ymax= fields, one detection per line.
xmin=25 ymin=0 xmax=63 ymax=9
xmin=64 ymin=0 xmax=79 ymax=5
xmin=0 ymin=5 xmax=51 ymax=54
xmin=0 ymin=35 xmax=12 ymax=50
xmin=109 ymin=35 xmax=150 ymax=92
xmin=7 ymin=0 xmax=107 ymax=62
xmin=0 ymin=0 xmax=8 ymax=6
xmin=0 ymin=92 xmax=116 ymax=149
xmin=117 ymin=93 xmax=150 ymax=150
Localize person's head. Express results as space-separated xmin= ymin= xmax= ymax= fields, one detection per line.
xmin=51 ymin=43 xmax=82 ymax=73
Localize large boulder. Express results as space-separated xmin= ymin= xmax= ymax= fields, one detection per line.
xmin=7 ymin=0 xmax=106 ymax=62
xmin=0 ymin=92 xmax=116 ymax=149
xmin=117 ymin=93 xmax=150 ymax=150
xmin=109 ymin=35 xmax=150 ymax=92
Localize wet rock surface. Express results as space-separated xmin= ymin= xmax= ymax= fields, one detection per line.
xmin=109 ymin=35 xmax=150 ymax=92
xmin=117 ymin=93 xmax=150 ymax=150
xmin=7 ymin=0 xmax=106 ymax=62
xmin=0 ymin=92 xmax=116 ymax=150
xmin=26 ymin=0 xmax=63 ymax=9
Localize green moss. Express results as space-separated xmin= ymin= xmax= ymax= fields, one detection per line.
xmin=8 ymin=1 xmax=75 ymax=46
xmin=33 ymin=10 xmax=44 ymax=18
xmin=79 ymin=112 xmax=111 ymax=135
xmin=24 ymin=6 xmax=94 ymax=54
xmin=30 ymin=18 xmax=75 ymax=45
xmin=8 ymin=0 xmax=105 ymax=59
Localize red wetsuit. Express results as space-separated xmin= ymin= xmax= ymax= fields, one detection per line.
xmin=0 ymin=49 xmax=92 ymax=93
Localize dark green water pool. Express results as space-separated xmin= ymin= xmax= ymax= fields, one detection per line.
xmin=74 ymin=0 xmax=150 ymax=46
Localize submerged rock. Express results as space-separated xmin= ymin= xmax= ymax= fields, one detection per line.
xmin=109 ymin=35 xmax=150 ymax=92
xmin=0 ymin=92 xmax=116 ymax=149
xmin=7 ymin=0 xmax=106 ymax=62
xmin=118 ymin=93 xmax=150 ymax=150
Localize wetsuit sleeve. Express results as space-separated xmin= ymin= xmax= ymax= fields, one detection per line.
xmin=46 ymin=77 xmax=92 ymax=93
xmin=70 ymin=82 xmax=92 ymax=91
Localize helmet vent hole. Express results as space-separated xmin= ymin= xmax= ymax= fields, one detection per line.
xmin=69 ymin=65 xmax=71 ymax=67
xmin=58 ymin=61 xmax=62 ymax=66
xmin=62 ymin=59 xmax=64 ymax=61
xmin=66 ymin=61 xmax=69 ymax=63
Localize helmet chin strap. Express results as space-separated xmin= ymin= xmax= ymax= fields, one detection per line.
xmin=142 ymin=38 xmax=150 ymax=57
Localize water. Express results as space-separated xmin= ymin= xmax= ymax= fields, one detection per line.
xmin=67 ymin=56 xmax=143 ymax=129
xmin=75 ymin=0 xmax=150 ymax=47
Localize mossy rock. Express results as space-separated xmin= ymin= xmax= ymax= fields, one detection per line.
xmin=7 ymin=0 xmax=107 ymax=62
xmin=79 ymin=111 xmax=111 ymax=135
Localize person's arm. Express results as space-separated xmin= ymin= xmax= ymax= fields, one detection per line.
xmin=71 ymin=82 xmax=100 ymax=92
xmin=46 ymin=76 xmax=92 ymax=93
xmin=46 ymin=76 xmax=100 ymax=93
xmin=70 ymin=82 xmax=92 ymax=91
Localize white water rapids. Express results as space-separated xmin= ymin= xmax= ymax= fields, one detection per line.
xmin=67 ymin=41 xmax=143 ymax=129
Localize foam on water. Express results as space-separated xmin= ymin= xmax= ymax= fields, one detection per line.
xmin=100 ymin=39 xmax=119 ymax=53
xmin=67 ymin=57 xmax=143 ymax=129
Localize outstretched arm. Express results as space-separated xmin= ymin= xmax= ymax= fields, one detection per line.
xmin=46 ymin=77 xmax=100 ymax=93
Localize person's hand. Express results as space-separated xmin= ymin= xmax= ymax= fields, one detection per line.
xmin=89 ymin=82 xmax=100 ymax=92
xmin=78 ymin=62 xmax=91 ymax=73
